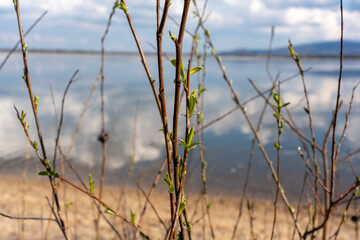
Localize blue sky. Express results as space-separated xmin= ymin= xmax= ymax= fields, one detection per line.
xmin=1 ymin=0 xmax=360 ymax=52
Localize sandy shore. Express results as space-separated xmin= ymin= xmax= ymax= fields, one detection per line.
xmin=0 ymin=175 xmax=357 ymax=239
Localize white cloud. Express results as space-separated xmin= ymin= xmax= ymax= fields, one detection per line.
xmin=33 ymin=33 xmax=66 ymax=45
xmin=0 ymin=32 xmax=18 ymax=43
xmin=0 ymin=1 xmax=12 ymax=8
xmin=222 ymin=0 xmax=239 ymax=7
xmin=250 ymin=0 xmax=266 ymax=14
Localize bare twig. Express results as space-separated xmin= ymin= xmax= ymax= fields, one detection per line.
xmin=330 ymin=0 xmax=344 ymax=203
xmin=12 ymin=1 xmax=67 ymax=237
xmin=137 ymin=157 xmax=167 ymax=228
xmin=95 ymin=2 xmax=118 ymax=238
xmin=0 ymin=213 xmax=57 ymax=222
xmin=0 ymin=11 xmax=47 ymax=71
xmin=136 ymin=183 xmax=167 ymax=231
xmin=53 ymin=70 xmax=79 ymax=171
xmin=59 ymin=176 xmax=150 ymax=238
xmin=231 ymin=86 xmax=274 ymax=240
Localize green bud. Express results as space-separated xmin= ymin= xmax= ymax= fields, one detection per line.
xmin=119 ymin=2 xmax=128 ymax=14
xmin=34 ymin=95 xmax=39 ymax=110
xmin=22 ymin=42 xmax=28 ymax=55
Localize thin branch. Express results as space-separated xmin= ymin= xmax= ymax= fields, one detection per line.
xmin=120 ymin=0 xmax=162 ymax=113
xmin=0 ymin=11 xmax=47 ymax=71
xmin=0 ymin=213 xmax=57 ymax=222
xmin=52 ymin=70 xmax=79 ymax=170
xmin=12 ymin=1 xmax=67 ymax=237
xmin=330 ymin=0 xmax=344 ymax=203
xmin=59 ymin=176 xmax=150 ymax=238
xmin=136 ymin=183 xmax=167 ymax=231
xmin=198 ymin=17 xmax=302 ymax=237
xmin=197 ymin=67 xmax=311 ymax=133
xmin=137 ymin=157 xmax=167 ymax=228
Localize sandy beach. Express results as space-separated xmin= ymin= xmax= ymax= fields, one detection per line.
xmin=0 ymin=175 xmax=357 ymax=240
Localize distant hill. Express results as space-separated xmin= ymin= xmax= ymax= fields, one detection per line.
xmin=221 ymin=40 xmax=360 ymax=57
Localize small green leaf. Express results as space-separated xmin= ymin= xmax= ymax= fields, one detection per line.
xmin=22 ymin=42 xmax=28 ymax=55
xmin=38 ymin=171 xmax=52 ymax=176
xmin=273 ymin=141 xmax=281 ymax=150
xmin=273 ymin=93 xmax=280 ymax=105
xmin=169 ymin=31 xmax=177 ymax=42
xmin=288 ymin=43 xmax=297 ymax=59
xmin=354 ymin=187 xmax=359 ymax=197
xmin=178 ymin=156 xmax=184 ymax=179
xmin=207 ymin=201 xmax=212 ymax=210
xmin=197 ymin=111 xmax=203 ymax=124
xmin=170 ymin=59 xmax=176 ymax=67
xmin=44 ymin=160 xmax=52 ymax=169
xmin=114 ymin=0 xmax=120 ymax=8
xmin=182 ymin=78 xmax=187 ymax=88
xmin=304 ymin=107 xmax=309 ymax=114
xmin=105 ymin=208 xmax=116 ymax=215
xmin=289 ymin=206 xmax=295 ymax=213
xmin=280 ymin=188 xmax=285 ymax=196
xmin=34 ymin=95 xmax=39 ymax=110
xmin=189 ymin=66 xmax=202 ymax=76
xmin=187 ymin=223 xmax=192 ymax=231
xmin=139 ymin=231 xmax=150 ymax=239
xmin=38 ymin=169 xmax=59 ymax=178
xmin=180 ymin=59 xmax=185 ymax=80
xmin=131 ymin=210 xmax=136 ymax=224
xmin=179 ymin=139 xmax=188 ymax=150
xmin=168 ymin=131 xmax=173 ymax=139
xmin=199 ymin=83 xmax=206 ymax=96
xmin=273 ymin=111 xmax=279 ymax=120
xmin=179 ymin=196 xmax=186 ymax=214
xmin=89 ymin=174 xmax=95 ymax=195
xmin=33 ymin=140 xmax=38 ymax=150
xmin=119 ymin=2 xmax=128 ymax=14
xmin=20 ymin=110 xmax=26 ymax=123
xmin=163 ymin=173 xmax=174 ymax=193
xmin=282 ymin=102 xmax=290 ymax=108
xmin=66 ymin=199 xmax=73 ymax=209
xmin=187 ymin=127 xmax=194 ymax=146
xmin=171 ymin=58 xmax=185 ymax=81
xmin=187 ymin=142 xmax=201 ymax=150
xmin=279 ymin=120 xmax=284 ymax=129
xmin=13 ymin=0 xmax=17 ymax=7
xmin=24 ymin=121 xmax=29 ymax=132
xmin=188 ymin=95 xmax=196 ymax=116
xmin=233 ymin=96 xmax=239 ymax=104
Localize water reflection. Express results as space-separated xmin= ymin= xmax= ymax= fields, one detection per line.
xmin=0 ymin=52 xmax=359 ymax=199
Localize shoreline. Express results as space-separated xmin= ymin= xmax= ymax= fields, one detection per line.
xmin=2 ymin=49 xmax=360 ymax=59
xmin=0 ymin=175 xmax=357 ymax=239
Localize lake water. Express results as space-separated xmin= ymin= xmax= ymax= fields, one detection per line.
xmin=0 ymin=52 xmax=359 ymax=199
